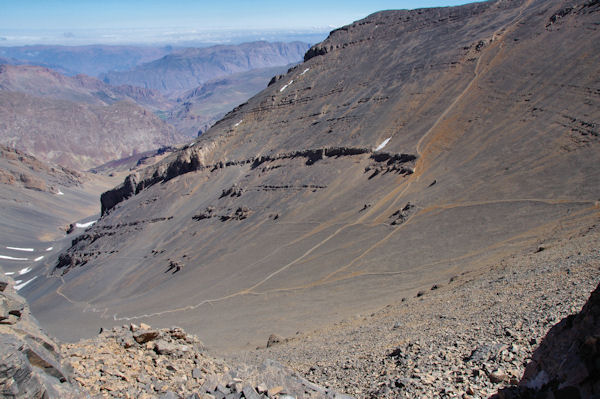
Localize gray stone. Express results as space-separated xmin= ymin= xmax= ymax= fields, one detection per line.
xmin=154 ymin=339 xmax=190 ymax=356
xmin=192 ymin=367 xmax=203 ymax=379
xmin=216 ymin=383 xmax=231 ymax=394
xmin=242 ymin=384 xmax=261 ymax=399
xmin=159 ymin=391 xmax=179 ymax=399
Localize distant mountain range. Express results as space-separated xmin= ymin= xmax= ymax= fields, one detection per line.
xmin=0 ymin=64 xmax=170 ymax=110
xmin=0 ymin=45 xmax=174 ymax=77
xmin=0 ymin=41 xmax=311 ymax=157
xmin=100 ymin=41 xmax=310 ymax=93
xmin=0 ymin=90 xmax=185 ymax=170
xmin=166 ymin=64 xmax=294 ymax=136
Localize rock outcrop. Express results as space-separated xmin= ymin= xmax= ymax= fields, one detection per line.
xmin=496 ymin=281 xmax=600 ymax=398
xmin=0 ymin=266 xmax=80 ymax=398
xmin=62 ymin=323 xmax=349 ymax=398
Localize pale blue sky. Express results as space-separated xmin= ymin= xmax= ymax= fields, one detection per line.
xmin=0 ymin=0 xmax=485 ymax=45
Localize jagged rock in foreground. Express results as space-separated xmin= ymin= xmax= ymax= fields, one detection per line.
xmin=496 ymin=280 xmax=600 ymax=398
xmin=0 ymin=266 xmax=80 ymax=398
xmin=63 ymin=323 xmax=350 ymax=399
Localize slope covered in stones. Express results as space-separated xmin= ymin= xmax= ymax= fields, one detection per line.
xmin=26 ymin=0 xmax=600 ymax=355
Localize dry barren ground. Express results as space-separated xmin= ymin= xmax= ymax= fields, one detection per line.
xmin=231 ymin=225 xmax=600 ymax=398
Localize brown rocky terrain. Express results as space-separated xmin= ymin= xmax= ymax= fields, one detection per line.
xmin=3 ymin=226 xmax=598 ymax=398
xmin=231 ymin=227 xmax=599 ymax=398
xmin=0 ymin=3 xmax=590 ymax=399
xmin=28 ymin=0 xmax=599 ymax=354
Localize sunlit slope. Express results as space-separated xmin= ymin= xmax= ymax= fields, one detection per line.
xmin=28 ymin=0 xmax=600 ymax=350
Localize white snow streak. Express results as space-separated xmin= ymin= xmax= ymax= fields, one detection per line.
xmin=6 ymin=246 xmax=34 ymax=252
xmin=300 ymin=68 xmax=310 ymax=76
xmin=280 ymin=80 xmax=293 ymax=92
xmin=46 ymin=247 xmax=53 ymax=251
xmin=19 ymin=267 xmax=32 ymax=275
xmin=15 ymin=276 xmax=37 ymax=291
xmin=34 ymin=256 xmax=44 ymax=262
xmin=0 ymin=255 xmax=28 ymax=261
xmin=4 ymin=272 xmax=15 ymax=275
xmin=57 ymin=190 xmax=64 ymax=195
xmin=375 ymin=137 xmax=392 ymax=151
xmin=234 ymin=120 xmax=243 ymax=127
xmin=76 ymin=220 xmax=97 ymax=228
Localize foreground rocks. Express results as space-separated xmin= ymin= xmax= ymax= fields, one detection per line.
xmin=63 ymin=324 xmax=349 ymax=398
xmin=2 ymin=232 xmax=599 ymax=398
xmin=497 ymin=279 xmax=600 ymax=398
xmin=0 ymin=266 xmax=80 ymax=398
xmin=232 ymin=230 xmax=600 ymax=398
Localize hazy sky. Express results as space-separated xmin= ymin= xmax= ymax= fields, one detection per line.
xmin=0 ymin=0 xmax=484 ymax=45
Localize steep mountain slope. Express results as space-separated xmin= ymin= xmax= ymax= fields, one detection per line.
xmin=0 ymin=145 xmax=121 ymax=291
xmin=27 ymin=0 xmax=600 ymax=351
xmin=100 ymin=41 xmax=311 ymax=93
xmin=167 ymin=64 xmax=297 ymax=136
xmin=0 ymin=45 xmax=173 ymax=77
xmin=0 ymin=64 xmax=171 ymax=110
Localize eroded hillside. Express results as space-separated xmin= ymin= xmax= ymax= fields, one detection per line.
xmin=26 ymin=0 xmax=600 ymax=351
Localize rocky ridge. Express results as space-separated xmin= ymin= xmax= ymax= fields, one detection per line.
xmin=0 ymin=266 xmax=80 ymax=398
xmin=62 ymin=323 xmax=351 ymax=399
xmin=0 ymin=145 xmax=84 ymax=193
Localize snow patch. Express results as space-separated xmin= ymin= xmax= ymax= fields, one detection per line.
xmin=234 ymin=120 xmax=243 ymax=127
xmin=6 ymin=246 xmax=34 ymax=252
xmin=0 ymin=255 xmax=28 ymax=261
xmin=76 ymin=220 xmax=97 ymax=228
xmin=57 ymin=190 xmax=64 ymax=195
xmin=279 ymin=80 xmax=293 ymax=92
xmin=19 ymin=267 xmax=32 ymax=275
xmin=4 ymin=272 xmax=15 ymax=275
xmin=15 ymin=280 xmax=22 ymax=284
xmin=300 ymin=68 xmax=310 ymax=76
xmin=15 ymin=276 xmax=37 ymax=291
xmin=34 ymin=256 xmax=44 ymax=262
xmin=375 ymin=137 xmax=392 ymax=151
xmin=46 ymin=247 xmax=53 ymax=251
